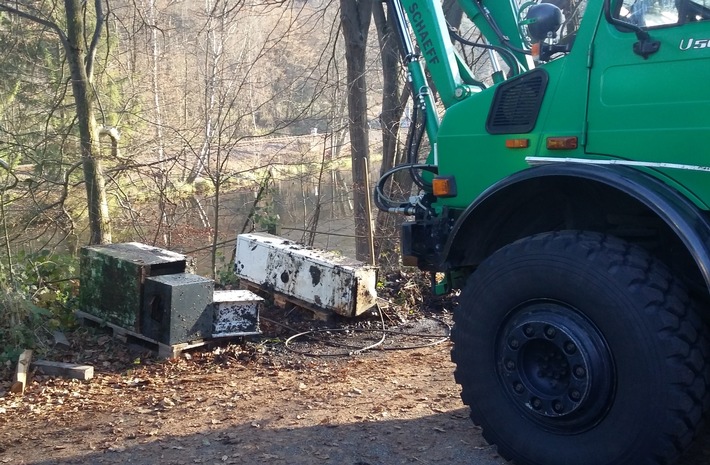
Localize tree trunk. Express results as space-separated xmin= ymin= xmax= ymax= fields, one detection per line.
xmin=64 ymin=0 xmax=111 ymax=245
xmin=340 ymin=0 xmax=373 ymax=263
xmin=373 ymin=1 xmax=409 ymax=262
xmin=442 ymin=0 xmax=463 ymax=26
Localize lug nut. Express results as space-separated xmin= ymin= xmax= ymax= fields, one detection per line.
xmin=574 ymin=366 xmax=586 ymax=378
xmin=570 ymin=390 xmax=581 ymax=401
xmin=514 ymin=382 xmax=525 ymax=393
xmin=509 ymin=338 xmax=520 ymax=349
xmin=564 ymin=341 xmax=577 ymax=354
xmin=545 ymin=326 xmax=557 ymax=338
xmin=524 ymin=325 xmax=534 ymax=337
xmin=553 ymin=401 xmax=564 ymax=413
xmin=505 ymin=359 xmax=516 ymax=370
xmin=531 ymin=397 xmax=542 ymax=410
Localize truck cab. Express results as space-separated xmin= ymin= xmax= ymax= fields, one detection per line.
xmin=376 ymin=1 xmax=710 ymax=464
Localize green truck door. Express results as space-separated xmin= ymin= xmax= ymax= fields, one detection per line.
xmin=586 ymin=0 xmax=710 ymax=204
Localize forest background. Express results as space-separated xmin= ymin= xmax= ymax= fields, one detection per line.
xmin=0 ymin=0 xmax=494 ymax=360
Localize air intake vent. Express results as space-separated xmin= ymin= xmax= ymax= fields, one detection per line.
xmin=486 ymin=69 xmax=548 ymax=135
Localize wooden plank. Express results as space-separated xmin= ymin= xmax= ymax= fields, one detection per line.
xmin=10 ymin=349 xmax=33 ymax=394
xmin=76 ymin=310 xmax=156 ymax=344
xmin=157 ymin=340 xmax=207 ymax=359
xmin=32 ymin=360 xmax=94 ymax=381
xmin=77 ymin=309 xmax=213 ymax=359
xmin=272 ymin=288 xmax=332 ymax=321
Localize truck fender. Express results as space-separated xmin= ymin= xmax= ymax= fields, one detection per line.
xmin=444 ymin=163 xmax=710 ymax=293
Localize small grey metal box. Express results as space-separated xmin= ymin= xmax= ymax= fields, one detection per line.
xmin=211 ymin=290 xmax=262 ymax=337
xmin=142 ymin=273 xmax=214 ymax=345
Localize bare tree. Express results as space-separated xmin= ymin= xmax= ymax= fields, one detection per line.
xmin=340 ymin=0 xmax=373 ymax=263
xmin=0 ymin=0 xmax=113 ymax=245
xmin=165 ymin=1 xmax=342 ymax=278
xmin=372 ymin=1 xmax=412 ymax=262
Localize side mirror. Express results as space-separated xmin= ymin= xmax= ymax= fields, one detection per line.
xmin=603 ymin=0 xmax=660 ymax=58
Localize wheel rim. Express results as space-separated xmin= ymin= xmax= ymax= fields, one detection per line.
xmin=497 ymin=301 xmax=615 ymax=432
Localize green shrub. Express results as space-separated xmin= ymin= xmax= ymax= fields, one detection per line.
xmin=0 ymin=288 xmax=49 ymax=361
xmin=0 ymin=250 xmax=79 ymax=362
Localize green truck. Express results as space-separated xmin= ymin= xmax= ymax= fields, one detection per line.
xmin=374 ymin=1 xmax=710 ymax=464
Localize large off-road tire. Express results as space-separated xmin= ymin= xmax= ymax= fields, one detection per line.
xmin=451 ymin=231 xmax=708 ymax=465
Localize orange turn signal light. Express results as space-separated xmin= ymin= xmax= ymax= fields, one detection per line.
xmin=432 ymin=176 xmax=457 ymax=198
xmin=506 ymin=138 xmax=530 ymax=149
xmin=546 ymin=136 xmax=578 ymax=150
xmin=531 ymin=43 xmax=541 ymax=60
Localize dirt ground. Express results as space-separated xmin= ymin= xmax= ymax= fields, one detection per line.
xmin=0 ymin=341 xmax=512 ymax=465
xmin=2 ymin=276 xmax=710 ymax=465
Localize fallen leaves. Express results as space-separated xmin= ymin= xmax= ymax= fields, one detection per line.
xmin=0 ymin=278 xmax=478 ymax=464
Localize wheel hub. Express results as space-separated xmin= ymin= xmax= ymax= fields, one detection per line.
xmin=498 ymin=302 xmax=615 ymax=431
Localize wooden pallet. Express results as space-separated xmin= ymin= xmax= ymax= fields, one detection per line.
xmin=75 ymin=310 xmax=212 ymax=359
xmin=239 ymin=280 xmax=333 ymax=321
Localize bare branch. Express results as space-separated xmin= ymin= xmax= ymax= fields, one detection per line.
xmin=0 ymin=3 xmax=70 ymax=51
xmin=85 ymin=0 xmax=106 ymax=82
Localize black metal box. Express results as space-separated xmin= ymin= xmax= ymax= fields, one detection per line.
xmin=141 ymin=273 xmax=214 ymax=345
xmin=79 ymin=243 xmax=186 ymax=331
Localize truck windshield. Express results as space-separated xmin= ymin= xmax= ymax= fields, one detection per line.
xmin=615 ymin=0 xmax=710 ymax=27
xmin=556 ymin=0 xmax=588 ymax=43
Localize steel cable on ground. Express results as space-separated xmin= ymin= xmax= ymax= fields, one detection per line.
xmin=266 ymin=303 xmax=451 ymax=357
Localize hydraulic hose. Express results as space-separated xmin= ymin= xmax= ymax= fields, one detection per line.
xmin=471 ymin=0 xmax=532 ymax=57
xmin=407 ymin=102 xmax=433 ymax=191
xmin=374 ymin=163 xmax=439 ymax=214
xmin=448 ymin=27 xmax=522 ymax=77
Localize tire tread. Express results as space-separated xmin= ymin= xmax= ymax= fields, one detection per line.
xmin=451 ymin=231 xmax=709 ymax=465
